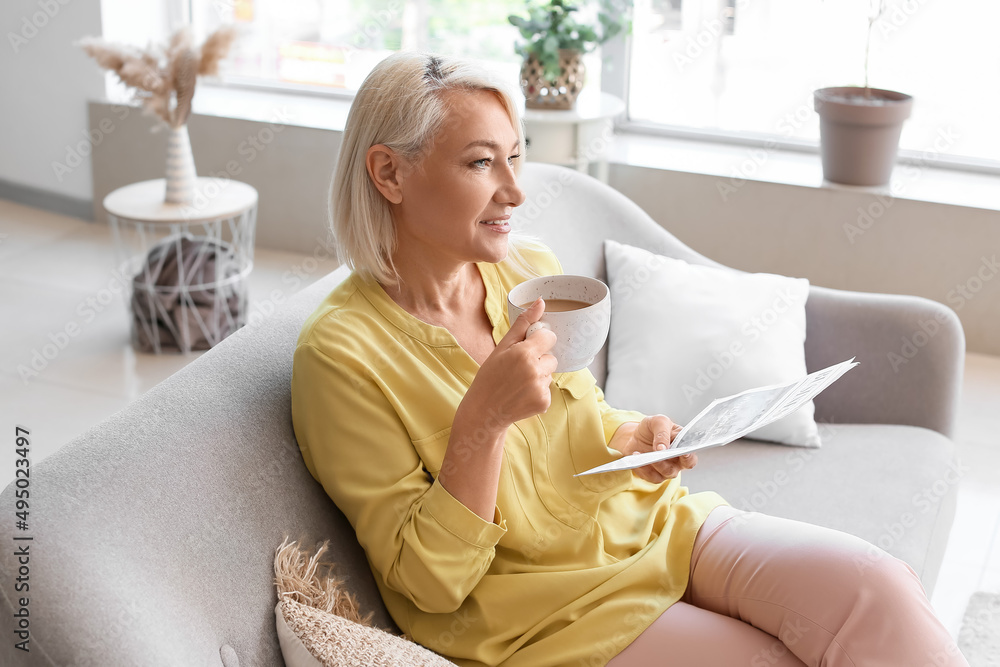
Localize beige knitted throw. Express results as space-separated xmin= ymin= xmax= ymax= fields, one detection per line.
xmin=273 ymin=537 xmax=457 ymax=667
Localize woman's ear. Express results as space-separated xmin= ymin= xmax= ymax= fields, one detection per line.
xmin=366 ymin=145 xmax=405 ymax=204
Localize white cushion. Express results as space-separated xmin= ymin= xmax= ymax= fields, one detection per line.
xmin=602 ymin=240 xmax=820 ymax=448
xmin=275 ymin=599 xmax=458 ymax=667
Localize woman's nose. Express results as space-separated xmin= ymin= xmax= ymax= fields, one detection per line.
xmin=499 ymin=168 xmax=526 ymax=208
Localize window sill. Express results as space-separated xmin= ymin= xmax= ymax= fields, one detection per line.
xmin=608 ymin=131 xmax=1000 ymax=214
xmin=191 ymin=82 xmax=354 ymax=132
xmin=188 ymin=83 xmax=1000 ymax=214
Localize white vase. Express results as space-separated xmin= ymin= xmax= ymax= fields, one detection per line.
xmin=165 ymin=125 xmax=197 ymax=204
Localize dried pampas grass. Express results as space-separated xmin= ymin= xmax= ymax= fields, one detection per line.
xmin=273 ymin=538 xmax=460 ymax=667
xmin=273 ymin=537 xmax=374 ymax=627
xmin=77 ymin=25 xmax=238 ymax=129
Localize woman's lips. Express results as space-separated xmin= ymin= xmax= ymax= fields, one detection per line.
xmin=479 ymin=219 xmax=511 ymax=232
xmin=479 ymin=215 xmax=511 ymax=232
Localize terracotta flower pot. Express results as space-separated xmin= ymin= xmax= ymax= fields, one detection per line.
xmin=520 ymin=49 xmax=586 ymax=110
xmin=814 ymin=86 xmax=913 ymax=187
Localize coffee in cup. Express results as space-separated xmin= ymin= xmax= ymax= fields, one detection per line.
xmin=517 ymin=298 xmax=591 ymax=312
xmin=507 ymin=275 xmax=611 ymax=373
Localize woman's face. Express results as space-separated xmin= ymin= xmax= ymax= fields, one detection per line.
xmin=391 ymin=89 xmax=526 ymax=271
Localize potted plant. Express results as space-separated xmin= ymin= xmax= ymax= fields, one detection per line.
xmin=508 ymin=0 xmax=629 ymax=110
xmin=813 ymin=0 xmax=913 ymax=186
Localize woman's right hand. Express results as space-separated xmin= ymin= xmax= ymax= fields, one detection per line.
xmin=461 ymin=298 xmax=558 ymax=431
xmin=440 ymin=298 xmax=556 ymax=521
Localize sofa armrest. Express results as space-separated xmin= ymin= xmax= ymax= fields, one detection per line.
xmin=804 ymin=284 xmax=965 ymax=438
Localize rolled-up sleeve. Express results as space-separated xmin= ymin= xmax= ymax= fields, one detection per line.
xmin=291 ymin=341 xmax=507 ymax=614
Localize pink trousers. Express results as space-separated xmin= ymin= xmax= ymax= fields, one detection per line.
xmin=607 ymin=505 xmax=969 ymax=667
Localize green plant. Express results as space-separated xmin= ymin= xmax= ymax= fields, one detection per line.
xmin=508 ymin=0 xmax=630 ymax=80
xmin=821 ymin=0 xmax=887 ymax=96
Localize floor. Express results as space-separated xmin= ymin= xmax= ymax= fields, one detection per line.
xmin=0 ymin=198 xmax=998 ymax=641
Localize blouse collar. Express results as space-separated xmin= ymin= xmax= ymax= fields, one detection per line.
xmin=351 ymin=262 xmax=510 ymax=349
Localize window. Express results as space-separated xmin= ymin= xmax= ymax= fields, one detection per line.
xmin=625 ymin=0 xmax=1000 ymax=166
xmin=188 ymin=0 xmax=1000 ymax=169
xmin=190 ymin=0 xmax=526 ymax=93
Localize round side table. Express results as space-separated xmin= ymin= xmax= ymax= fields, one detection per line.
xmin=522 ymin=91 xmax=625 ymax=183
xmin=103 ymin=178 xmax=258 ymax=354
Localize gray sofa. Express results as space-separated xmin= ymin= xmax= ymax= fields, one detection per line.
xmin=0 ymin=163 xmax=964 ymax=666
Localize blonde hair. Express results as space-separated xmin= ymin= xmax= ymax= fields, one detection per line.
xmin=330 ymin=51 xmax=542 ymax=285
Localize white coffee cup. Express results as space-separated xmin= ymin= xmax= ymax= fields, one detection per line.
xmin=507 ymin=275 xmax=611 ymax=373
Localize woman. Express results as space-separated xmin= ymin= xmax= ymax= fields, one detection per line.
xmin=290 ymin=52 xmax=967 ymax=667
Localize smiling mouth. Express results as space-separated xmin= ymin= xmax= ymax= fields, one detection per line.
xmin=479 ymin=214 xmax=511 ymax=227
xmin=479 ymin=218 xmax=511 ymax=234
xmin=479 ymin=218 xmax=510 ymax=231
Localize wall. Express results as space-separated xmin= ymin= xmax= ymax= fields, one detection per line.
xmin=0 ymin=0 xmax=105 ymax=218
xmin=609 ymin=164 xmax=1000 ymax=356
xmin=0 ymin=0 xmax=179 ymax=217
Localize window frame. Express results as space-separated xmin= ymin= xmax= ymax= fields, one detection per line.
xmin=598 ymin=18 xmax=1000 ymax=177
xmin=181 ymin=0 xmax=1000 ymax=176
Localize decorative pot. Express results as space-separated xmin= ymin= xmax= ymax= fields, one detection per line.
xmin=814 ymin=86 xmax=913 ymax=187
xmin=520 ymin=49 xmax=586 ymax=110
xmin=165 ymin=124 xmax=197 ymax=204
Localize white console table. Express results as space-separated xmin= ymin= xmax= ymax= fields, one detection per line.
xmin=522 ymin=91 xmax=625 ymax=184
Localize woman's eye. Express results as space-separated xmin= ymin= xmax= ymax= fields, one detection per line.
xmin=472 ymin=158 xmax=491 ymax=169
xmin=508 ymin=153 xmax=521 ymax=165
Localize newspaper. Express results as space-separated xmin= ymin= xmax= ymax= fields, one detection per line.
xmin=575 ymin=358 xmax=859 ymax=477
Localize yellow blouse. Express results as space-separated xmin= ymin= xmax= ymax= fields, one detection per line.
xmin=290 ymin=246 xmax=727 ymax=667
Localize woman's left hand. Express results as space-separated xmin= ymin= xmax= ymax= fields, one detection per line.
xmin=615 ymin=415 xmax=697 ymax=484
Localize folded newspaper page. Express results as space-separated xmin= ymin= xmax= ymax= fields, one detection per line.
xmin=575 ymin=358 xmax=859 ymax=477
